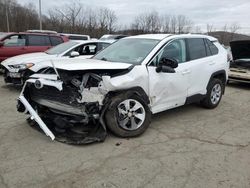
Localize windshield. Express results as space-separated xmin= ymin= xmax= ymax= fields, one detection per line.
xmin=46 ymin=41 xmax=78 ymax=55
xmin=94 ymin=38 xmax=160 ymax=64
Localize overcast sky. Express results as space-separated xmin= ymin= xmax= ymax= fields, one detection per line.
xmin=17 ymin=0 xmax=250 ymax=34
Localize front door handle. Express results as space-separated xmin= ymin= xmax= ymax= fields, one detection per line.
xmin=209 ymin=61 xmax=215 ymax=65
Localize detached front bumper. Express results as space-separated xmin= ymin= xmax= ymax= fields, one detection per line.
xmin=18 ymin=95 xmax=55 ymax=140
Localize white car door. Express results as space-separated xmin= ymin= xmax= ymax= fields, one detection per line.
xmin=185 ymin=38 xmax=216 ymax=96
xmin=147 ymin=39 xmax=190 ymax=114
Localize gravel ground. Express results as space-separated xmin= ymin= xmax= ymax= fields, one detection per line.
xmin=0 ymin=77 xmax=250 ymax=188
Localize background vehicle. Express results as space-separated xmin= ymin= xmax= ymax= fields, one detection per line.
xmin=2 ymin=40 xmax=113 ymax=85
xmin=60 ymin=33 xmax=91 ymax=40
xmin=99 ymin=34 xmax=128 ymax=40
xmin=229 ymin=40 xmax=250 ymax=83
xmin=0 ymin=31 xmax=68 ymax=62
xmin=17 ymin=34 xmax=228 ymax=144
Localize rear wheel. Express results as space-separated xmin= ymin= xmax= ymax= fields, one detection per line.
xmin=201 ymin=78 xmax=223 ymax=109
xmin=105 ymin=93 xmax=151 ymax=137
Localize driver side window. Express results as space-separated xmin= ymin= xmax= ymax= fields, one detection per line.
xmin=151 ymin=39 xmax=187 ymax=67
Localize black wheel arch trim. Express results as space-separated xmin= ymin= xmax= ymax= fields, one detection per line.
xmin=207 ymin=70 xmax=227 ymax=93
xmin=105 ymin=86 xmax=150 ymax=105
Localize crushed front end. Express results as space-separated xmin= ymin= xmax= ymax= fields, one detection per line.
xmin=17 ymin=70 xmax=111 ymax=144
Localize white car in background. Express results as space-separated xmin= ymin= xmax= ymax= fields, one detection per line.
xmin=1 ymin=40 xmax=114 ymax=84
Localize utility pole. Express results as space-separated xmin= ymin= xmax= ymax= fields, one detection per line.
xmin=39 ymin=0 xmax=42 ymax=30
xmin=5 ymin=0 xmax=10 ymax=32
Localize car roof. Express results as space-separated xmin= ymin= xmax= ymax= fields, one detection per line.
xmin=72 ymin=39 xmax=115 ymax=44
xmin=128 ymin=34 xmax=172 ymax=40
xmin=60 ymin=33 xmax=90 ymax=37
xmin=176 ymin=34 xmax=218 ymax=41
xmin=4 ymin=32 xmax=61 ymax=36
xmin=126 ymin=34 xmax=218 ymax=41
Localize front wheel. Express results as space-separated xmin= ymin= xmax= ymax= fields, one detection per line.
xmin=105 ymin=93 xmax=151 ymax=138
xmin=201 ymin=78 xmax=224 ymax=109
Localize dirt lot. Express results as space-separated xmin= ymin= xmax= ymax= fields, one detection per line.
xmin=0 ymin=77 xmax=250 ymax=188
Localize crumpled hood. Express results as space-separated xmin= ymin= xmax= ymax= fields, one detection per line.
xmin=1 ymin=52 xmax=56 ymax=67
xmin=52 ymin=58 xmax=133 ymax=71
xmin=230 ymin=40 xmax=250 ymax=60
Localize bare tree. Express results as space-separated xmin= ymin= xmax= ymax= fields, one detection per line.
xmin=170 ymin=15 xmax=177 ymax=34
xmin=193 ymin=25 xmax=202 ymax=34
xmin=220 ymin=24 xmax=228 ymax=44
xmin=206 ymin=23 xmax=214 ymax=34
xmin=53 ymin=1 xmax=82 ymax=33
xmin=230 ymin=23 xmax=241 ymax=41
xmin=106 ymin=9 xmax=117 ymax=33
xmin=97 ymin=7 xmax=117 ymax=34
xmin=131 ymin=11 xmax=161 ymax=33
xmin=162 ymin=15 xmax=171 ymax=33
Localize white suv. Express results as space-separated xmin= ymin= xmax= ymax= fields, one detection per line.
xmin=17 ymin=34 xmax=228 ymax=144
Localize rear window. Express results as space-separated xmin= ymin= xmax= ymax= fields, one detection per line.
xmin=50 ymin=36 xmax=64 ymax=46
xmin=187 ymin=38 xmax=207 ymax=60
xmin=28 ymin=35 xmax=51 ymax=46
xmin=205 ymin=39 xmax=219 ymax=55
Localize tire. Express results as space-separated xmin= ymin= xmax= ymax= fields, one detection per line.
xmin=201 ymin=78 xmax=224 ymax=109
xmin=105 ymin=92 xmax=151 ymax=138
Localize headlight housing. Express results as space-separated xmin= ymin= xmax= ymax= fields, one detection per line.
xmin=8 ymin=63 xmax=34 ymax=70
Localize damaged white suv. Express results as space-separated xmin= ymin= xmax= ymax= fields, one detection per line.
xmin=17 ymin=34 xmax=228 ymax=144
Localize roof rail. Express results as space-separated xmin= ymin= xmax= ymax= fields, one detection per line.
xmin=26 ymin=30 xmax=58 ymax=34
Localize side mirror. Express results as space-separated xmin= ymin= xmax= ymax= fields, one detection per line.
xmin=0 ymin=41 xmax=4 ymax=47
xmin=156 ymin=65 xmax=176 ymax=73
xmin=70 ymin=51 xmax=80 ymax=58
xmin=160 ymin=57 xmax=178 ymax=68
xmin=156 ymin=58 xmax=178 ymax=73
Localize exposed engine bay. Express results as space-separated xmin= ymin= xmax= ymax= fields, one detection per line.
xmin=17 ymin=68 xmax=132 ymax=144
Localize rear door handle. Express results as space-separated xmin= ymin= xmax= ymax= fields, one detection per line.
xmin=182 ymin=69 xmax=191 ymax=75
xmin=209 ymin=61 xmax=215 ymax=65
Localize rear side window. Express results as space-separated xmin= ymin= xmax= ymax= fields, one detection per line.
xmin=187 ymin=38 xmax=206 ymax=60
xmin=205 ymin=39 xmax=219 ymax=55
xmin=50 ymin=36 xmax=64 ymax=46
xmin=28 ymin=35 xmax=51 ymax=46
